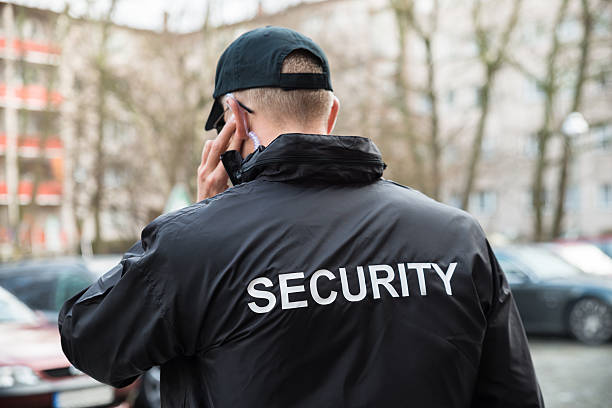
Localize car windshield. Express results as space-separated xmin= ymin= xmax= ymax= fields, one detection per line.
xmin=0 ymin=286 xmax=38 ymax=324
xmin=595 ymin=240 xmax=612 ymax=258
xmin=0 ymin=262 xmax=97 ymax=313
xmin=512 ymin=247 xmax=582 ymax=279
xmin=550 ymin=244 xmax=612 ymax=276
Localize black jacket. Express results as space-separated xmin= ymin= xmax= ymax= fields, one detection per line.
xmin=59 ymin=133 xmax=544 ymax=408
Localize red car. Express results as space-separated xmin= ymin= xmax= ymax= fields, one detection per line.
xmin=0 ymin=286 xmax=137 ymax=408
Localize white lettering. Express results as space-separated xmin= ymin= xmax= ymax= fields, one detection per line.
xmin=369 ymin=264 xmax=399 ymax=299
xmin=246 ymin=261 xmax=460 ymax=313
xmin=407 ymin=263 xmax=431 ymax=296
xmin=279 ymin=272 xmax=308 ymax=310
xmin=340 ymin=266 xmax=367 ymax=302
xmin=247 ymin=277 xmax=276 ymax=313
xmin=397 ymin=263 xmax=409 ymax=297
xmin=431 ymin=263 xmax=456 ymax=295
xmin=310 ymin=269 xmax=338 ymax=305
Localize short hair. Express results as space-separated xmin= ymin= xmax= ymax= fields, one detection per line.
xmin=226 ymin=50 xmax=334 ymax=128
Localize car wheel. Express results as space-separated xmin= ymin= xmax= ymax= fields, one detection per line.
xmin=136 ymin=366 xmax=161 ymax=408
xmin=568 ymin=298 xmax=612 ymax=345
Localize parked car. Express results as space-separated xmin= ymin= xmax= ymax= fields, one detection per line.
xmin=555 ymin=235 xmax=612 ymax=259
xmin=0 ymin=285 xmax=136 ymax=407
xmin=0 ymin=256 xmax=160 ymax=408
xmin=591 ymin=236 xmax=612 ymax=258
xmin=495 ymin=245 xmax=612 ymax=344
xmin=0 ymin=258 xmax=97 ymax=322
xmin=544 ymin=242 xmax=612 ymax=276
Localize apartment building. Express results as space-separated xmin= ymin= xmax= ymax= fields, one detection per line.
xmin=0 ymin=0 xmax=609 ymax=260
xmin=0 ymin=3 xmax=65 ymax=257
xmin=422 ymin=0 xmax=612 ymax=240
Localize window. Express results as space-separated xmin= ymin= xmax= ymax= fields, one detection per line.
xmin=557 ymin=19 xmax=582 ymax=43
xmin=447 ymin=194 xmax=462 ymax=209
xmin=471 ymin=190 xmax=497 ymax=214
xmin=597 ymin=71 xmax=608 ymax=90
xmin=524 ymin=79 xmax=544 ymax=102
xmin=524 ymin=133 xmax=538 ymax=157
xmin=446 ymin=89 xmax=455 ymax=106
xmin=482 ymin=134 xmax=495 ymax=158
xmin=468 ymin=39 xmax=480 ymax=58
xmin=565 ymin=185 xmax=580 ymax=211
xmin=600 ymin=184 xmax=612 ymax=209
xmin=592 ymin=125 xmax=612 ymax=150
xmin=415 ymin=94 xmax=432 ymax=114
xmin=512 ymin=247 xmax=581 ymax=279
xmin=0 ymin=274 xmax=55 ymax=311
xmin=55 ymin=272 xmax=94 ymax=312
xmin=496 ymin=256 xmax=529 ymax=285
xmin=474 ymin=86 xmax=484 ymax=108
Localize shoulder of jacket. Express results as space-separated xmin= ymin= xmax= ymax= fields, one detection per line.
xmin=141 ymin=181 xmax=261 ymax=240
xmin=380 ymin=179 xmax=485 ymax=235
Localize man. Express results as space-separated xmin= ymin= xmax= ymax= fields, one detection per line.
xmin=59 ymin=26 xmax=544 ymax=407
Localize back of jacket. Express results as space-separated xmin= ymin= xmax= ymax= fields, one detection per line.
xmin=59 ymin=134 xmax=543 ymax=408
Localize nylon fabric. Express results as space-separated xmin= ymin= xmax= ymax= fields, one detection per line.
xmin=59 ymin=133 xmax=544 ymax=407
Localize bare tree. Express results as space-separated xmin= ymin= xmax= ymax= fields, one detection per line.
xmin=506 ymin=0 xmax=570 ymax=241
xmin=551 ymin=0 xmax=598 ymax=238
xmin=106 ymin=4 xmax=217 ymax=216
xmin=460 ymin=0 xmax=523 ymax=210
xmin=90 ymin=0 xmax=119 ymax=251
xmin=389 ymin=0 xmax=427 ymax=193
xmin=390 ymin=0 xmax=442 ymax=199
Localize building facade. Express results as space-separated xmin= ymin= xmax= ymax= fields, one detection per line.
xmin=0 ymin=0 xmax=610 ymax=260
xmin=0 ymin=3 xmax=65 ymax=258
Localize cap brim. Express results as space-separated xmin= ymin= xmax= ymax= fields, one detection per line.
xmin=204 ymin=99 xmax=224 ymax=131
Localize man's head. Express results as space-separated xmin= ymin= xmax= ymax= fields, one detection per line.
xmin=205 ymin=27 xmax=340 ymax=153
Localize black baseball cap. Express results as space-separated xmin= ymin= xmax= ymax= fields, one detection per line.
xmin=204 ymin=26 xmax=333 ymax=131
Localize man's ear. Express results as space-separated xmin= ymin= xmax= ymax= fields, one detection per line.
xmin=326 ymin=95 xmax=340 ymax=134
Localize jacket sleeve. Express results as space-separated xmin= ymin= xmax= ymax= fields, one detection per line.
xmin=471 ymin=241 xmax=545 ymax=408
xmin=58 ymin=222 xmax=183 ymax=388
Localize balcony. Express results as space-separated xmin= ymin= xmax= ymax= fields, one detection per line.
xmin=0 ymin=83 xmax=62 ymax=110
xmin=0 ymin=133 xmax=63 ymax=158
xmin=0 ymin=179 xmax=62 ymax=206
xmin=0 ymin=37 xmax=61 ymax=64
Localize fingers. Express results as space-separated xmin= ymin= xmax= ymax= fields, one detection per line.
xmin=211 ymin=161 xmax=229 ymax=188
xmin=228 ymin=127 xmax=245 ymax=153
xmin=227 ymin=97 xmax=249 ymax=144
xmin=197 ymin=97 xmax=252 ymax=202
xmin=204 ymin=118 xmax=236 ymax=174
xmin=197 ymin=160 xmax=230 ymax=202
xmin=200 ymin=140 xmax=212 ymax=169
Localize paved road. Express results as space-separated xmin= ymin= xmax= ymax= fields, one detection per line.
xmin=528 ymin=336 xmax=612 ymax=408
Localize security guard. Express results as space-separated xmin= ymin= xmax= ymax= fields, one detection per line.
xmin=59 ymin=26 xmax=544 ymax=407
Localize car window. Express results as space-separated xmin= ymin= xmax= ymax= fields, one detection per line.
xmin=513 ymin=247 xmax=581 ymax=279
xmin=551 ymin=244 xmax=612 ymax=275
xmin=595 ymin=241 xmax=612 ymax=258
xmin=496 ymin=257 xmax=529 ymax=285
xmin=0 ymin=287 xmax=38 ymax=324
xmin=55 ymin=272 xmax=95 ymax=312
xmin=0 ymin=274 xmax=55 ymax=312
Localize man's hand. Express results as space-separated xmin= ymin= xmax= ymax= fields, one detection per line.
xmin=196 ymin=98 xmax=247 ymax=202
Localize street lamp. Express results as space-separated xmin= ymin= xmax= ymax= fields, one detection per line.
xmin=562 ymin=111 xmax=589 ymax=139
xmin=554 ymin=111 xmax=589 ymax=238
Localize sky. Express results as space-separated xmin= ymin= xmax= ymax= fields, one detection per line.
xmin=8 ymin=0 xmax=323 ymax=32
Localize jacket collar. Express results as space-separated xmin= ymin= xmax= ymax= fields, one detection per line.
xmin=221 ymin=133 xmax=386 ymax=185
